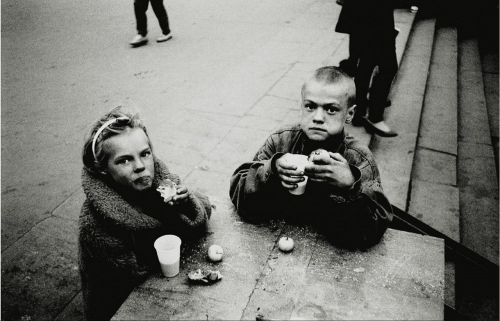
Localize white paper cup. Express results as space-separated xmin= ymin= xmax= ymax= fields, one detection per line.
xmin=154 ymin=235 xmax=181 ymax=277
xmin=286 ymin=154 xmax=309 ymax=195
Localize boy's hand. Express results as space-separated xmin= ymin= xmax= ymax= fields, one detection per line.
xmin=166 ymin=185 xmax=189 ymax=206
xmin=275 ymin=153 xmax=306 ymax=190
xmin=306 ymin=152 xmax=355 ymax=189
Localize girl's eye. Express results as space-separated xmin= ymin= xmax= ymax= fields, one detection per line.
xmin=141 ymin=150 xmax=152 ymax=157
xmin=117 ymin=158 xmax=130 ymax=165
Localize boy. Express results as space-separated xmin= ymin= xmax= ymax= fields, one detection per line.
xmin=229 ymin=66 xmax=393 ymax=248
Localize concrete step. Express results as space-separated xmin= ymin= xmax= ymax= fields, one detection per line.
xmin=457 ymin=20 xmax=499 ymax=267
xmin=409 ymin=16 xmax=459 ymax=310
xmin=373 ymin=3 xmax=499 ymax=317
xmin=454 ymin=6 xmax=499 ymax=317
xmin=478 ymin=6 xmax=499 ymax=178
xmin=410 ymin=19 xmax=459 ymax=242
xmin=455 ymin=6 xmax=499 ymax=314
xmin=371 ymin=11 xmax=437 ymax=211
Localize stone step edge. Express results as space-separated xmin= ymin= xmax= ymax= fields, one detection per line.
xmin=371 ymin=14 xmax=437 ymax=211
xmin=410 ymin=21 xmax=459 ymax=242
xmin=411 ymin=18 xmax=459 ymax=309
xmin=457 ymin=32 xmax=499 ymax=265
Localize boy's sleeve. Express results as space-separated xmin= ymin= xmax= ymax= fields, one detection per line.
xmin=229 ymin=136 xmax=284 ymax=221
xmin=320 ymin=150 xmax=393 ymax=248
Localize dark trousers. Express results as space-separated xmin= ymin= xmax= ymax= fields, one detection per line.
xmin=352 ymin=36 xmax=398 ymax=123
xmin=134 ymin=0 xmax=170 ymax=36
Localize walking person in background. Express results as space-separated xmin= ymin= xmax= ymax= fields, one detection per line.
xmin=343 ymin=0 xmax=399 ymax=137
xmin=130 ymin=0 xmax=173 ymax=47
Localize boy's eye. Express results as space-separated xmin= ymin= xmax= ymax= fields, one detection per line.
xmin=141 ymin=150 xmax=152 ymax=157
xmin=325 ymin=107 xmax=338 ymax=114
xmin=304 ymin=104 xmax=315 ymax=111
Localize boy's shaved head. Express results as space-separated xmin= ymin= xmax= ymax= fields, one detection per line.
xmin=301 ymin=66 xmax=356 ymax=107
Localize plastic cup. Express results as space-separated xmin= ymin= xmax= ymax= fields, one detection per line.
xmin=154 ymin=235 xmax=182 ymax=277
xmin=286 ymin=154 xmax=310 ymax=195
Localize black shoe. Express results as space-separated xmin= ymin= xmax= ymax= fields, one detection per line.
xmin=364 ymin=119 xmax=398 ymax=137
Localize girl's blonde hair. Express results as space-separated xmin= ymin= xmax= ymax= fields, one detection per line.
xmin=82 ymin=106 xmax=152 ymax=174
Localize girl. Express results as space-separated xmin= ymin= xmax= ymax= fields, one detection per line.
xmin=79 ymin=107 xmax=212 ymax=320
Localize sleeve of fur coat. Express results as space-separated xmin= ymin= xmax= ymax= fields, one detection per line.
xmin=176 ymin=189 xmax=212 ymax=228
xmin=155 ymin=170 xmax=213 ymax=237
xmin=79 ymin=204 xmax=150 ymax=281
xmin=167 ymin=178 xmax=212 ymax=235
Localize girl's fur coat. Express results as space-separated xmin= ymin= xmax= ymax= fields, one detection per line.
xmin=78 ymin=157 xmax=212 ymax=320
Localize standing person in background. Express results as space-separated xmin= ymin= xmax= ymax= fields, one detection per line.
xmin=335 ymin=0 xmax=359 ymax=77
xmin=347 ymin=0 xmax=399 ymax=137
xmin=130 ymin=0 xmax=173 ymax=47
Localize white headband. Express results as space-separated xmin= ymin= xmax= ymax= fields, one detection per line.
xmin=91 ymin=116 xmax=129 ymax=161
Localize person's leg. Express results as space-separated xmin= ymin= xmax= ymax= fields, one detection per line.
xmin=353 ymin=54 xmax=377 ymax=123
xmin=150 ymin=0 xmax=171 ymax=35
xmin=361 ymin=42 xmax=398 ymax=137
xmin=134 ymin=0 xmax=149 ymax=36
xmin=339 ymin=35 xmax=359 ymax=77
xmin=367 ymin=47 xmax=398 ymax=123
xmin=348 ymin=34 xmax=360 ymax=65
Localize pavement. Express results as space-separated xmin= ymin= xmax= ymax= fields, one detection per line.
xmin=0 ymin=0 xmax=477 ymax=320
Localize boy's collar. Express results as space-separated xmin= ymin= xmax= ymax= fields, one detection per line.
xmin=302 ymin=130 xmax=346 ymax=155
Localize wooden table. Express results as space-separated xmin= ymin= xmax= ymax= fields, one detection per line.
xmin=113 ymin=197 xmax=445 ymax=320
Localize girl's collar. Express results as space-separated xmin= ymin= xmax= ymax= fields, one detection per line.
xmin=81 ymin=156 xmax=172 ymax=231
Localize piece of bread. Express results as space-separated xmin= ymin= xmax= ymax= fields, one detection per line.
xmin=156 ymin=179 xmax=177 ymax=202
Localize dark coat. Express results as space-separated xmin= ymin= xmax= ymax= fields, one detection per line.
xmin=336 ymin=0 xmax=396 ymax=51
xmin=230 ymin=125 xmax=393 ymax=249
xmin=78 ymin=157 xmax=212 ymax=321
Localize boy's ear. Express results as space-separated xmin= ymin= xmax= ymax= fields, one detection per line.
xmin=345 ymin=104 xmax=356 ymax=124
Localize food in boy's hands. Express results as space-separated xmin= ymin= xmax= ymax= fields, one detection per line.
xmin=207 ymin=244 xmax=223 ymax=262
xmin=157 ymin=179 xmax=177 ymax=202
xmin=188 ymin=269 xmax=223 ymax=284
xmin=309 ymin=149 xmax=330 ymax=161
xmin=278 ymin=237 xmax=294 ymax=252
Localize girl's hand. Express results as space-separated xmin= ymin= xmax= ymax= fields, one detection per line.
xmin=166 ymin=185 xmax=189 ymax=206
